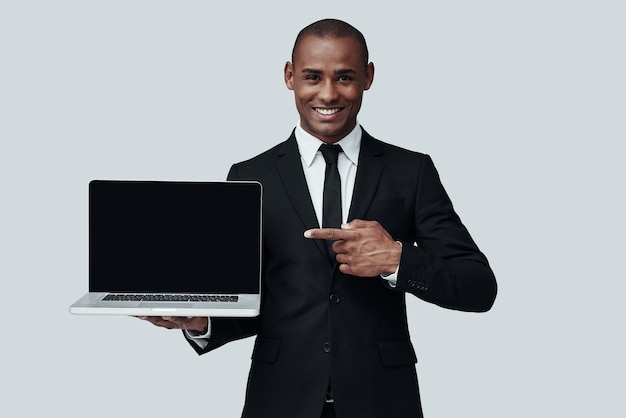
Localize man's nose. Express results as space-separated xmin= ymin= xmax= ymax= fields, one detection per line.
xmin=318 ymin=79 xmax=339 ymax=102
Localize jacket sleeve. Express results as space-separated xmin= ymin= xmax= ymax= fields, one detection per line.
xmin=393 ymin=154 xmax=497 ymax=312
xmin=184 ymin=316 xmax=260 ymax=355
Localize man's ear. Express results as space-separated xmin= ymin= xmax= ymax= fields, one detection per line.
xmin=364 ymin=62 xmax=375 ymax=90
xmin=284 ymin=61 xmax=295 ymax=90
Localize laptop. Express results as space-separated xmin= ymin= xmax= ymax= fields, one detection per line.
xmin=69 ymin=180 xmax=262 ymax=317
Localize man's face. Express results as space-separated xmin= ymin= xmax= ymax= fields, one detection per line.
xmin=285 ymin=35 xmax=374 ymax=144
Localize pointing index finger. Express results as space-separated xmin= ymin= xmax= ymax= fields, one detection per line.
xmin=304 ymin=227 xmax=353 ymax=241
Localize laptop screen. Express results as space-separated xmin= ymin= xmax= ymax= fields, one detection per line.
xmin=89 ymin=180 xmax=261 ymax=294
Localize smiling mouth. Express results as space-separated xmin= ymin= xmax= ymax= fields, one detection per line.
xmin=314 ymin=107 xmax=343 ymax=115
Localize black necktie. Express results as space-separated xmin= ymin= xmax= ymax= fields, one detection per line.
xmin=320 ymin=144 xmax=343 ymax=257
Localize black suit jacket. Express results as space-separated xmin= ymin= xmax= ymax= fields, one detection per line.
xmin=187 ymin=129 xmax=497 ymax=418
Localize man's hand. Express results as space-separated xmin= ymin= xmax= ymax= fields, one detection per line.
xmin=304 ymin=219 xmax=402 ymax=277
xmin=137 ymin=316 xmax=209 ymax=334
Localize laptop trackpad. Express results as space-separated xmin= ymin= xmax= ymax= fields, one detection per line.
xmin=139 ymin=302 xmax=194 ymax=308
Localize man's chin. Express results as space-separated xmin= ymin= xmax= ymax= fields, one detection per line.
xmin=305 ymin=123 xmax=353 ymax=142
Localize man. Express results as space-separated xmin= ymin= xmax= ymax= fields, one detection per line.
xmin=141 ymin=19 xmax=497 ymax=418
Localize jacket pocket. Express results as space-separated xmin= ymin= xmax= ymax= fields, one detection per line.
xmin=251 ymin=336 xmax=281 ymax=364
xmin=378 ymin=340 xmax=418 ymax=367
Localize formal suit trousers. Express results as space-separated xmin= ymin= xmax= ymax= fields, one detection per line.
xmin=321 ymin=402 xmax=336 ymax=418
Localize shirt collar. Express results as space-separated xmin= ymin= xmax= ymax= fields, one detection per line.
xmin=295 ymin=122 xmax=362 ymax=167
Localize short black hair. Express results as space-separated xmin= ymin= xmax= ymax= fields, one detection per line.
xmin=292 ymin=18 xmax=369 ymax=68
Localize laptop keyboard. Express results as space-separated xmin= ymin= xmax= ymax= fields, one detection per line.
xmin=102 ymin=294 xmax=239 ymax=302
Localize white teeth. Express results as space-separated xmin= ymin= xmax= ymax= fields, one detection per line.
xmin=315 ymin=108 xmax=340 ymax=115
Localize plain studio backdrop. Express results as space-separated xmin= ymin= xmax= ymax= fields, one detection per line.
xmin=1 ymin=1 xmax=624 ymax=417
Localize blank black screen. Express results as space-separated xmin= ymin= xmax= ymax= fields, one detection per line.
xmin=89 ymin=180 xmax=261 ymax=294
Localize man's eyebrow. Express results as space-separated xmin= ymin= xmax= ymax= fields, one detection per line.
xmin=301 ymin=68 xmax=323 ymax=74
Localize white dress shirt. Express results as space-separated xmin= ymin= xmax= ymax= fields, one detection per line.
xmin=294 ymin=122 xmax=360 ymax=227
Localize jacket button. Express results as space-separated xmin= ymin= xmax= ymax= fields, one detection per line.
xmin=323 ymin=342 xmax=331 ymax=353
xmin=329 ymin=294 xmax=340 ymax=304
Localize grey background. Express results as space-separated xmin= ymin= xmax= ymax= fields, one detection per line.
xmin=1 ymin=1 xmax=624 ymax=417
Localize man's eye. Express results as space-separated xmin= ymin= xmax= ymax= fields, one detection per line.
xmin=338 ymin=76 xmax=353 ymax=82
xmin=305 ymin=75 xmax=320 ymax=81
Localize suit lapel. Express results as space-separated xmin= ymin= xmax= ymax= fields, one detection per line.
xmin=275 ymin=133 xmax=330 ymax=262
xmin=348 ymin=130 xmax=385 ymax=221
xmin=274 ymin=130 xmax=385 ymax=265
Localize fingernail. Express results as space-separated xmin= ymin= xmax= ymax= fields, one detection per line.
xmin=304 ymin=230 xmax=311 ymax=238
